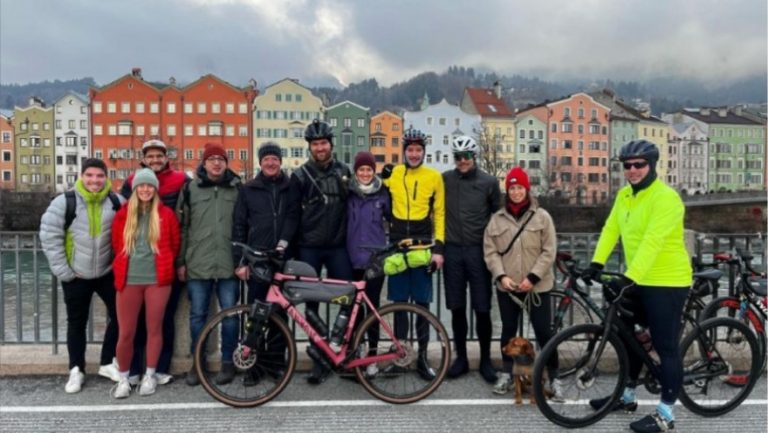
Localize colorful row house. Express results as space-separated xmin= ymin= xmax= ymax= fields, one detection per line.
xmin=0 ymin=110 xmax=13 ymax=189
xmin=53 ymin=91 xmax=90 ymax=193
xmin=253 ymin=78 xmax=323 ymax=171
xmin=326 ymin=101 xmax=370 ymax=165
xmin=14 ymin=98 xmax=55 ymax=192
xmin=369 ymin=111 xmax=403 ymax=171
xmin=90 ymin=68 xmax=257 ymax=190
xmin=512 ymin=105 xmax=549 ymax=196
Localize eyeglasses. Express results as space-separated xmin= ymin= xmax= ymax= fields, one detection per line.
xmin=453 ymin=152 xmax=474 ymax=161
xmin=623 ymin=161 xmax=649 ymax=170
xmin=206 ymin=156 xmax=227 ymax=163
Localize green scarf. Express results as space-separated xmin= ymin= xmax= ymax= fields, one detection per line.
xmin=74 ymin=179 xmax=112 ymax=237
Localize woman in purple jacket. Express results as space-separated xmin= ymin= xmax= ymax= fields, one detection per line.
xmin=347 ymin=151 xmax=391 ymax=377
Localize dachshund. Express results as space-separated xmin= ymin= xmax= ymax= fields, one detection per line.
xmin=502 ymin=336 xmax=552 ymax=404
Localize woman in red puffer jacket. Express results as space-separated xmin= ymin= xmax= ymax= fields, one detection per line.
xmin=110 ymin=168 xmax=179 ymax=399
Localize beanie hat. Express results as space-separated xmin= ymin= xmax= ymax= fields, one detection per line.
xmin=353 ymin=151 xmax=376 ymax=172
xmin=202 ymin=142 xmax=227 ymax=162
xmin=132 ymin=168 xmax=159 ymax=191
xmin=258 ymin=141 xmax=283 ymax=162
xmin=505 ymin=166 xmax=530 ymax=192
xmin=81 ymin=158 xmax=107 ymax=174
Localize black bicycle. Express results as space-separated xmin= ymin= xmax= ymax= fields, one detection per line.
xmin=532 ymin=271 xmax=760 ymax=429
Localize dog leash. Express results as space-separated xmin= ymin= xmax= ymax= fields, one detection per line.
xmin=506 ymin=290 xmax=541 ymax=315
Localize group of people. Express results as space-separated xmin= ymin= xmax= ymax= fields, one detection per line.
xmin=40 ymin=117 xmax=690 ymax=433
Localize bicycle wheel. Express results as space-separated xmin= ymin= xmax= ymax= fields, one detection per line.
xmin=352 ymin=303 xmax=450 ymax=404
xmin=678 ymin=316 xmax=760 ymax=416
xmin=549 ymin=290 xmax=596 ymax=333
xmin=700 ymin=296 xmax=767 ymax=372
xmin=194 ymin=305 xmax=296 ymax=408
xmin=533 ymin=324 xmax=628 ymax=429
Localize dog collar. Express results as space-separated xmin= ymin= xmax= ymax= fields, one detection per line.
xmin=515 ymin=354 xmax=534 ymax=365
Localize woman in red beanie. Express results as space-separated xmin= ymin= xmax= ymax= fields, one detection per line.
xmin=482 ymin=166 xmax=562 ymax=399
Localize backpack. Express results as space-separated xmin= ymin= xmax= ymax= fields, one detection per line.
xmin=63 ymin=190 xmax=122 ymax=231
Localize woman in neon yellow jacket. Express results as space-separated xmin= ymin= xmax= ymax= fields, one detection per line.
xmin=583 ymin=140 xmax=692 ymax=433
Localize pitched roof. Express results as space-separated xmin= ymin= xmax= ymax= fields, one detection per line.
xmin=682 ymin=108 xmax=764 ymax=125
xmin=463 ymin=88 xmax=513 ymax=117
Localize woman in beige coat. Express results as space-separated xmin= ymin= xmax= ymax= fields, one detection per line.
xmin=483 ymin=167 xmax=561 ymax=398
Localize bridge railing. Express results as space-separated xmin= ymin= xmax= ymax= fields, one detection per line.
xmin=1 ymin=231 xmax=765 ymax=351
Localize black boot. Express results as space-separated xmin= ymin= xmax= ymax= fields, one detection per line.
xmin=185 ymin=363 xmax=200 ymax=386
xmin=417 ymin=351 xmax=436 ymax=381
xmin=306 ymin=362 xmax=330 ymax=385
xmin=478 ymin=358 xmax=497 ymax=384
xmin=214 ymin=362 xmax=236 ymax=385
xmin=447 ymin=356 xmax=469 ymax=378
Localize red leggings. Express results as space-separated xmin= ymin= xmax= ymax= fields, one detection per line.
xmin=116 ymin=284 xmax=171 ymax=372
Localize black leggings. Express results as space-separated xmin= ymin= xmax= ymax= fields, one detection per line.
xmin=626 ymin=286 xmax=689 ymax=404
xmin=394 ymin=302 xmax=431 ymax=351
xmin=497 ymin=290 xmax=557 ymax=375
xmin=352 ymin=270 xmax=384 ymax=355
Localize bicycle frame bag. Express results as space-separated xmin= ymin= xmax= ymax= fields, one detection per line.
xmin=283 ymin=280 xmax=356 ymax=306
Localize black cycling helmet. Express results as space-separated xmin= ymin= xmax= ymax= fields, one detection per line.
xmin=304 ymin=119 xmax=334 ymax=143
xmin=402 ymin=127 xmax=427 ymax=148
xmin=619 ymin=139 xmax=659 ymax=164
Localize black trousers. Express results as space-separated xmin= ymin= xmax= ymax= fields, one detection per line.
xmin=61 ymin=272 xmax=119 ymax=370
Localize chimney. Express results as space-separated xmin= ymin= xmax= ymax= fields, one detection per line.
xmin=718 ymin=108 xmax=727 ymax=117
xmin=131 ymin=67 xmax=142 ymax=78
xmin=700 ymin=108 xmax=710 ymax=116
xmin=493 ymin=81 xmax=502 ymax=99
xmin=733 ymin=105 xmax=743 ymax=116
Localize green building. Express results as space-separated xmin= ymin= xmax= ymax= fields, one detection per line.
xmin=325 ymin=101 xmax=370 ymax=165
xmin=14 ymin=97 xmax=55 ymax=192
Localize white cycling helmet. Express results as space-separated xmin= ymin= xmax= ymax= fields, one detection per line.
xmin=451 ymin=135 xmax=479 ymax=156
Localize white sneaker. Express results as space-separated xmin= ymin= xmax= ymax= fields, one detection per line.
xmin=65 ymin=366 xmax=85 ymax=394
xmin=493 ymin=372 xmax=512 ymax=395
xmin=550 ymin=378 xmax=565 ymax=402
xmin=365 ymin=363 xmax=379 ymax=378
xmin=111 ymin=377 xmax=131 ymax=399
xmin=98 ymin=359 xmax=121 ymax=383
xmin=138 ymin=374 xmax=157 ymax=396
xmin=155 ymin=373 xmax=174 ymax=385
xmin=128 ymin=375 xmax=140 ymax=386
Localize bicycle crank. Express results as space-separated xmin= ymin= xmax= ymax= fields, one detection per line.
xmin=390 ymin=343 xmax=417 ymax=367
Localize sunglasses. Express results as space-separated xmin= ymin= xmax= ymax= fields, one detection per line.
xmin=454 ymin=152 xmax=474 ymax=161
xmin=623 ymin=161 xmax=649 ymax=170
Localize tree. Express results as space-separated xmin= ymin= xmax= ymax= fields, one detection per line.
xmin=474 ymin=121 xmax=507 ymax=180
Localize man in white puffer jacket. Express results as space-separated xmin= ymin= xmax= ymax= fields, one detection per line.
xmin=39 ymin=158 xmax=124 ymax=393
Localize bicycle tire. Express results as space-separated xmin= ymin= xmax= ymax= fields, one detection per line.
xmin=533 ymin=323 xmax=629 ymax=429
xmin=352 ymin=303 xmax=450 ymax=404
xmin=700 ymin=296 xmax=767 ymax=372
xmin=678 ymin=316 xmax=760 ymax=416
xmin=549 ymin=290 xmax=596 ymax=333
xmin=195 ymin=305 xmax=296 ymax=408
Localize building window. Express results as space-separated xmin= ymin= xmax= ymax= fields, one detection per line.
xmin=211 ymin=103 xmax=221 ymax=114
xmin=167 ymin=125 xmax=176 ymax=136
xmin=357 ymin=118 xmax=365 ymax=128
xmin=357 ymin=136 xmax=365 ymax=146
xmin=239 ymin=103 xmax=247 ymax=114
xmin=238 ymin=125 xmax=247 ymax=136
xmin=93 ymin=102 xmax=102 ymax=113
xmin=226 ymin=125 xmax=235 ymax=136
xmin=150 ymin=125 xmax=159 ymax=135
xmin=108 ymin=125 xmax=117 ymax=136
xmin=121 ymin=102 xmax=131 ymax=113
xmin=149 ymin=102 xmax=159 ymax=113
xmin=197 ymin=103 xmax=206 ymax=114
xmin=344 ymin=118 xmax=351 ymax=127
xmin=185 ymin=150 xmax=193 ymax=160
xmin=80 ymin=120 xmax=87 ymax=129
xmin=94 ymin=125 xmax=103 ymax=135
xmin=275 ymin=94 xmax=282 ymax=102
xmin=225 ymin=103 xmax=234 ymax=114
xmin=375 ymin=123 xmax=382 ymax=132
xmin=2 ymin=151 xmax=11 ymax=161
xmin=107 ymin=102 xmax=116 ymax=113
xmin=392 ymin=137 xmax=399 ymax=147
xmin=329 ymin=118 xmax=338 ymax=127
xmin=519 ymin=129 xmax=525 ymax=139
xmin=240 ymin=150 xmax=248 ymax=161
xmin=167 ymin=103 xmax=176 ymax=113
xmin=198 ymin=125 xmax=207 ymax=136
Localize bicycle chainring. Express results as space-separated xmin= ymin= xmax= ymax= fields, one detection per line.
xmin=391 ymin=343 xmax=417 ymax=367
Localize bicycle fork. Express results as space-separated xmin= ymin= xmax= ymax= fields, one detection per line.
xmin=241 ymin=300 xmax=273 ymax=359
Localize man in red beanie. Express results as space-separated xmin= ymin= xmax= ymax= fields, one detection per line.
xmin=119 ymin=138 xmax=188 ymax=386
xmin=176 ymin=142 xmax=241 ymax=386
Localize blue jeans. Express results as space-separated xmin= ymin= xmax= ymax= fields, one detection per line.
xmin=187 ymin=278 xmax=240 ymax=361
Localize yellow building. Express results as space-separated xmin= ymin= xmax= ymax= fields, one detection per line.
xmin=252 ymin=78 xmax=324 ymax=172
xmin=636 ymin=116 xmax=670 ymax=182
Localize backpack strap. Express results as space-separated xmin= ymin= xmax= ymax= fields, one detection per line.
xmin=63 ymin=190 xmax=76 ymax=231
xmin=107 ymin=191 xmax=121 ymax=211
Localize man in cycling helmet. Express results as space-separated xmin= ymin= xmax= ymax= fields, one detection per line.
xmin=382 ymin=127 xmax=445 ymax=380
xmin=291 ymin=119 xmax=353 ymax=385
xmin=582 ymin=140 xmax=692 ymax=433
xmin=442 ymin=136 xmax=500 ymax=383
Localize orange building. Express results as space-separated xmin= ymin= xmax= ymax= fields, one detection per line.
xmin=546 ymin=93 xmax=611 ymax=205
xmin=90 ymin=68 xmax=257 ymax=191
xmin=369 ymin=111 xmax=403 ymax=172
xmin=0 ymin=112 xmax=14 ymax=189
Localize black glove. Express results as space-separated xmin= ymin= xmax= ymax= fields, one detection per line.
xmin=381 ymin=164 xmax=394 ymax=180
xmin=604 ymin=274 xmax=635 ymax=302
xmin=581 ymin=262 xmax=604 ymax=284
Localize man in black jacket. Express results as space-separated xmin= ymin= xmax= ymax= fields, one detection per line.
xmin=442 ymin=136 xmax=501 ymax=383
xmin=291 ymin=119 xmax=353 ymax=384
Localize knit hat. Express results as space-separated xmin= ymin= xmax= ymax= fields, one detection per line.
xmin=258 ymin=141 xmax=282 ymax=162
xmin=202 ymin=142 xmax=227 ymax=162
xmin=353 ymin=151 xmax=376 ymax=172
xmin=505 ymin=166 xmax=530 ymax=191
xmin=132 ymin=168 xmax=159 ymax=191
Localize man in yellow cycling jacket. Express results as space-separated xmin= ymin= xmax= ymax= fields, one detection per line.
xmin=382 ymin=127 xmax=445 ymax=380
xmin=584 ymin=140 xmax=691 ymax=433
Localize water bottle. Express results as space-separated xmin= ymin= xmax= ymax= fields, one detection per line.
xmin=306 ymin=309 xmax=329 ymax=338
xmin=329 ymin=309 xmax=350 ymax=351
xmin=634 ymin=324 xmax=659 ymax=362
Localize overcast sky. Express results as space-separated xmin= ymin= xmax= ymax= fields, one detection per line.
xmin=1 ymin=0 xmax=766 ymax=88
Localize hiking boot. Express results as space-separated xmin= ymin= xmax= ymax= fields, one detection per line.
xmin=185 ymin=367 xmax=200 ymax=386
xmin=214 ymin=363 xmax=236 ymax=385
xmin=65 ymin=366 xmax=85 ymax=394
xmin=630 ymin=412 xmax=675 ymax=432
xmin=447 ymin=357 xmax=469 ymax=379
xmin=416 ymin=352 xmax=436 ymax=381
xmin=589 ymin=395 xmax=638 ymax=412
xmin=306 ymin=363 xmax=330 ymax=385
xmin=493 ymin=372 xmax=512 ymax=395
xmin=478 ymin=359 xmax=497 ymax=384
